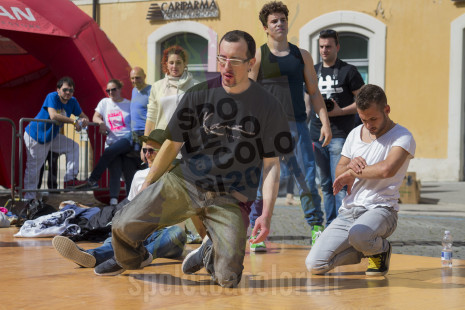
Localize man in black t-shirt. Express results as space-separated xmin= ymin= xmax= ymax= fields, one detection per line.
xmin=94 ymin=31 xmax=291 ymax=288
xmin=310 ymin=29 xmax=365 ymax=225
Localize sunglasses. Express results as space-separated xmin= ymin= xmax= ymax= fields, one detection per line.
xmin=143 ymin=148 xmax=159 ymax=155
xmin=106 ymin=88 xmax=118 ymax=94
xmin=216 ymin=55 xmax=251 ymax=66
xmin=62 ymin=88 xmax=74 ymax=93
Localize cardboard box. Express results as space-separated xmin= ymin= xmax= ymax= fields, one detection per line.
xmin=399 ymin=172 xmax=421 ymax=204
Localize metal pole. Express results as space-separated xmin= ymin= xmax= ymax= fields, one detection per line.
xmin=92 ymin=0 xmax=99 ymax=23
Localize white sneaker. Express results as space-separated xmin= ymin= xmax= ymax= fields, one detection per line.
xmin=110 ymin=198 xmax=118 ymax=206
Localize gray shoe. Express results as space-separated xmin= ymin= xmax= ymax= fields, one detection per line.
xmin=182 ymin=236 xmax=211 ymax=274
xmin=94 ymin=252 xmax=153 ymax=276
xmin=73 ymin=179 xmax=98 ymax=190
xmin=52 ymin=236 xmax=96 ymax=268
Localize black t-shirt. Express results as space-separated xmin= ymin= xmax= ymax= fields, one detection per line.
xmin=166 ymin=76 xmax=292 ymax=201
xmin=257 ymin=43 xmax=307 ymax=122
xmin=310 ymin=59 xmax=365 ymax=140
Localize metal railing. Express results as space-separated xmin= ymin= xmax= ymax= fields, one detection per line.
xmin=18 ymin=118 xmax=113 ymax=199
xmin=0 ymin=117 xmax=137 ymax=205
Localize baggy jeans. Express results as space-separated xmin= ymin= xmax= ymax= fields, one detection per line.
xmin=111 ymin=172 xmax=248 ymax=288
xmin=306 ymin=206 xmax=398 ymax=274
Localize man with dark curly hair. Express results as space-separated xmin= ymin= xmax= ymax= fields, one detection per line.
xmin=249 ymin=1 xmax=332 ymax=251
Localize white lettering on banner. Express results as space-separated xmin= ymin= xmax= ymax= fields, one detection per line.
xmin=11 ymin=7 xmax=35 ymax=21
xmin=0 ymin=6 xmax=14 ymax=19
xmin=0 ymin=6 xmax=36 ymax=21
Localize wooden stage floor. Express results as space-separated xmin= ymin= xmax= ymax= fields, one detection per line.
xmin=1 ymin=226 xmax=464 ymax=309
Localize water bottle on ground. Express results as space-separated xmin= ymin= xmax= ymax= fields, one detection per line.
xmin=441 ymin=230 xmax=453 ymax=267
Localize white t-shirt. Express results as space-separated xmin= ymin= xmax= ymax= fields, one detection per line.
xmin=340 ymin=124 xmax=416 ymax=212
xmin=127 ymin=168 xmax=149 ymax=201
xmin=127 ymin=168 xmax=174 ymax=232
xmin=95 ymin=97 xmax=131 ymax=146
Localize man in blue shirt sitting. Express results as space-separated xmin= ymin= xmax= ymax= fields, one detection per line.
xmin=23 ymin=76 xmax=89 ymax=199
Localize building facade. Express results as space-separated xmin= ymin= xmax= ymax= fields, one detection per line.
xmin=73 ymin=0 xmax=465 ymax=181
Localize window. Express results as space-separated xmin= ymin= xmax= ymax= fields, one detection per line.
xmin=337 ymin=33 xmax=369 ymax=84
xmin=147 ymin=21 xmax=218 ymax=83
xmin=299 ymin=11 xmax=386 ymax=87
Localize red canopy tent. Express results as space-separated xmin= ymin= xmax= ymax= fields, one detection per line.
xmin=0 ymin=0 xmax=132 ymax=200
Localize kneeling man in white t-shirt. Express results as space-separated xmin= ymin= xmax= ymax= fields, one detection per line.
xmin=306 ymin=84 xmax=416 ymax=276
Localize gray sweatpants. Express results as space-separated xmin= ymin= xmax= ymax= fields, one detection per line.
xmin=306 ymin=205 xmax=398 ymax=274
xmin=111 ymin=172 xmax=247 ymax=288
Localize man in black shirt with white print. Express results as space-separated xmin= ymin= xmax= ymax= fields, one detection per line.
xmin=310 ymin=29 xmax=365 ymax=226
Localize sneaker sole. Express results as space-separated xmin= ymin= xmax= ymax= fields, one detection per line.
xmin=94 ymin=253 xmax=152 ymax=276
xmin=52 ymin=236 xmax=96 ymax=268
xmin=250 ymin=245 xmax=267 ymax=252
xmin=365 ymin=270 xmax=387 ymax=276
xmin=94 ymin=267 xmax=125 ymax=276
xmin=365 ymin=243 xmax=392 ymax=276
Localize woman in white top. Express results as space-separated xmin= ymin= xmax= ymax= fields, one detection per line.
xmin=76 ymin=79 xmax=133 ymax=205
xmin=143 ymin=45 xmax=197 ymax=153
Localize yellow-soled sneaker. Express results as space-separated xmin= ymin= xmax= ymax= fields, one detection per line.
xmin=366 ymin=242 xmax=392 ymax=276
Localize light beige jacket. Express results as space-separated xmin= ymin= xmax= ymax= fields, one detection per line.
xmin=147 ymin=71 xmax=197 ymax=130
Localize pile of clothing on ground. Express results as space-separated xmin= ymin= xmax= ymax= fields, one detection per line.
xmin=2 ymin=198 xmax=203 ymax=243
xmin=3 ymin=199 xmax=123 ymax=241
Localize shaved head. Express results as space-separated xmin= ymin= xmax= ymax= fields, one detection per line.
xmin=130 ymin=67 xmax=147 ymax=90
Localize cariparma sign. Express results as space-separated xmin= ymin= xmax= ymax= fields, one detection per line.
xmin=146 ymin=0 xmax=218 ymax=21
